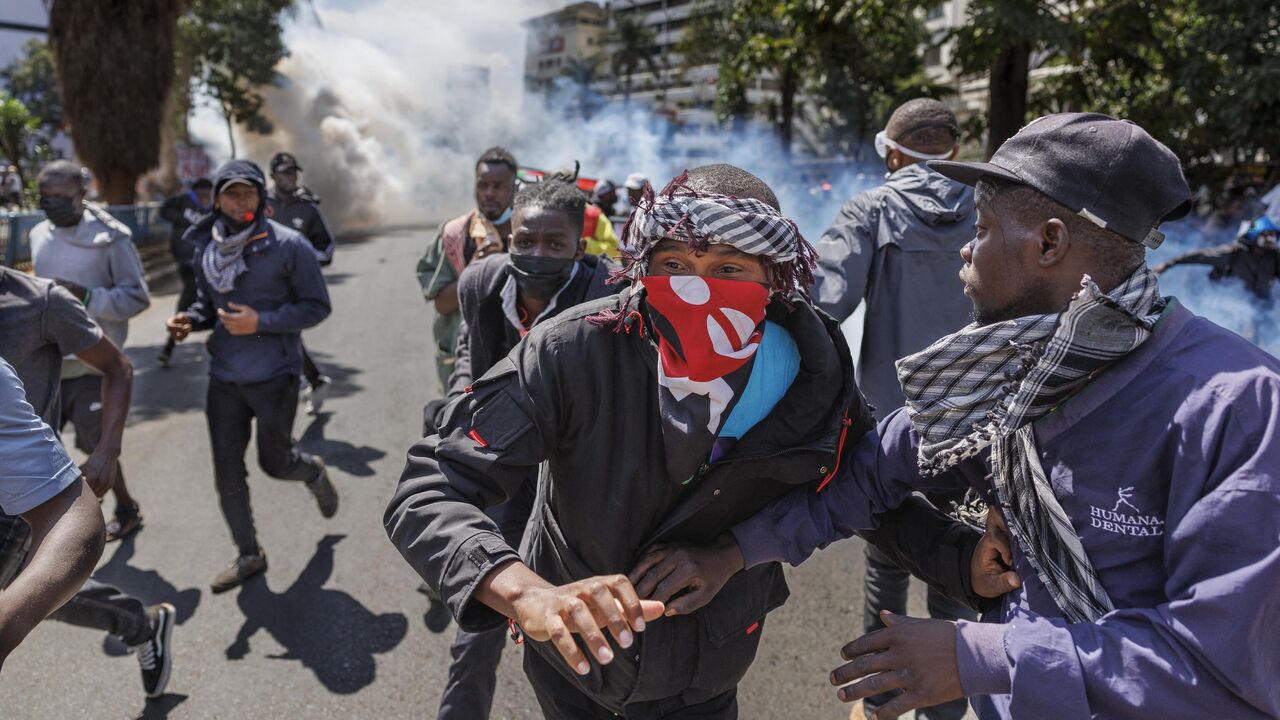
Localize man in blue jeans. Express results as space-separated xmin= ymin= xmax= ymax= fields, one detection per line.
xmin=167 ymin=159 xmax=337 ymax=594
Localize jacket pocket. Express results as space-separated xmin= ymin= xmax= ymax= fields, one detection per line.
xmin=700 ymin=561 xmax=790 ymax=647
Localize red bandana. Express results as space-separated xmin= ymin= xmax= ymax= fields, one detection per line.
xmin=642 ymin=275 xmax=769 ymax=483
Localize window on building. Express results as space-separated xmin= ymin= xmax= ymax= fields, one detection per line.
xmin=924 ymin=45 xmax=942 ymax=67
xmin=926 ymin=3 xmax=946 ymax=20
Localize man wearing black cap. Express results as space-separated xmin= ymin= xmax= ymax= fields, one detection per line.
xmin=157 ymin=177 xmax=213 ymax=368
xmin=167 ymin=159 xmax=339 ymax=593
xmin=267 ymin=152 xmax=335 ymax=414
xmin=642 ymin=114 xmax=1280 ymax=719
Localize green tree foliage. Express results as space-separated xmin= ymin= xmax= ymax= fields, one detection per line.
xmin=0 ymin=92 xmax=52 ymax=204
xmin=0 ymin=40 xmax=62 ymax=133
xmin=684 ymin=0 xmax=940 ymax=157
xmin=182 ymin=0 xmax=293 ymax=157
xmin=610 ymin=11 xmax=660 ymax=105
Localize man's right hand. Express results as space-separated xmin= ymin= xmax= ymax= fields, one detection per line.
xmin=628 ymin=533 xmax=745 ymax=617
xmin=166 ymin=313 xmax=193 ymax=341
xmin=510 ymin=575 xmax=664 ymax=676
xmin=971 ymin=506 xmax=1021 ymax=598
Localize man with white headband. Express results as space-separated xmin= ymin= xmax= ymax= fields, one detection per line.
xmin=387 ymin=164 xmax=1005 ymax=718
xmin=814 ymin=98 xmax=977 ymax=720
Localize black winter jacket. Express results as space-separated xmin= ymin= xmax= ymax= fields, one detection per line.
xmin=386 ymin=287 xmax=979 ymax=712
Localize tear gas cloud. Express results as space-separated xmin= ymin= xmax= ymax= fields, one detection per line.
xmin=190 ymin=0 xmax=1275 ymax=357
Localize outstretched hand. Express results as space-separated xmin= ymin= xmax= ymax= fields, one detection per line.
xmin=830 ymin=610 xmax=964 ymax=719
xmin=627 ymin=533 xmax=744 ymax=617
xmin=510 ymin=575 xmax=664 ymax=675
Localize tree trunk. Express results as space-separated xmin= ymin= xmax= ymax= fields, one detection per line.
xmin=154 ymin=49 xmax=194 ymax=194
xmin=99 ymin=169 xmax=136 ymax=205
xmin=224 ymin=107 xmax=237 ymax=158
xmin=779 ymin=65 xmax=796 ymax=158
xmin=985 ymin=40 xmax=1031 ymax=159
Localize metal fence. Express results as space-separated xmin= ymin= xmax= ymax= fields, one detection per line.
xmin=1 ymin=202 xmax=172 ymax=268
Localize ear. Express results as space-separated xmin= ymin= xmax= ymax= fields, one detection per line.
xmin=575 ymin=237 xmax=587 ymax=260
xmin=1037 ymin=218 xmax=1072 ymax=268
xmin=887 ymin=148 xmax=902 ymax=171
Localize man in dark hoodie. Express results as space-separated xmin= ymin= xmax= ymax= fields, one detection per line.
xmin=423 ymin=176 xmax=619 ymax=720
xmin=167 ymin=160 xmax=338 ymax=593
xmin=387 ymin=165 xmax=997 ymax=719
xmin=157 ymin=176 xmax=213 ymax=368
xmin=266 ymin=151 xmax=336 ymax=414
xmin=811 ymin=98 xmax=976 ymax=720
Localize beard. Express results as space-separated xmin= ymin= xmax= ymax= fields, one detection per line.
xmin=970 ymin=279 xmax=1059 ymax=326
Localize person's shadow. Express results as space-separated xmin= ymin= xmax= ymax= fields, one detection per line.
xmin=298 ymin=413 xmax=386 ymax=477
xmin=225 ymin=535 xmax=408 ymax=694
xmin=96 ymin=536 xmax=202 ymax=657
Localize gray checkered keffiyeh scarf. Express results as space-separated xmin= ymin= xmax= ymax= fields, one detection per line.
xmin=897 ymin=265 xmax=1165 ymax=623
xmin=201 ymin=219 xmax=255 ymax=294
xmin=615 ymin=171 xmax=816 ymax=295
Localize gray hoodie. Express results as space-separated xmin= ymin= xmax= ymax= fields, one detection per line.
xmin=812 ymin=163 xmax=975 ymax=415
xmin=29 ymin=203 xmax=150 ymax=378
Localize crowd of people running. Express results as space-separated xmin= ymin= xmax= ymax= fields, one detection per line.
xmin=1 ymin=101 xmax=1278 ymax=720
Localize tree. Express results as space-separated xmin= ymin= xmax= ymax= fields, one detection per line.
xmin=609 ymin=11 xmax=659 ymax=105
xmin=0 ymin=39 xmax=62 ymax=135
xmin=49 ymin=1 xmax=181 ymax=204
xmin=689 ymin=0 xmax=936 ymax=157
xmin=0 ymin=93 xmax=52 ymax=204
xmin=182 ymin=0 xmax=292 ymax=157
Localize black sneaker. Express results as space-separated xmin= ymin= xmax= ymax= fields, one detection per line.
xmin=105 ymin=503 xmax=143 ymax=542
xmin=211 ymin=552 xmax=267 ymax=594
xmin=130 ymin=602 xmax=175 ymax=699
xmin=156 ymin=350 xmax=171 ymax=369
xmin=304 ymin=375 xmax=332 ymax=415
xmin=305 ymin=459 xmax=338 ymax=518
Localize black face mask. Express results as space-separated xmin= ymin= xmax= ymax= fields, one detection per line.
xmin=507 ymin=253 xmax=575 ymax=302
xmin=39 ymin=195 xmax=83 ymax=227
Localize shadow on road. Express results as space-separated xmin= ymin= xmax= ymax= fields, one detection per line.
xmin=124 ymin=342 xmax=209 ymax=423
xmin=135 ymin=693 xmax=188 ymax=719
xmin=225 ymin=534 xmax=408 ymax=694
xmin=298 ymin=413 xmax=386 ymax=477
xmin=97 ymin=535 xmax=203 ymax=657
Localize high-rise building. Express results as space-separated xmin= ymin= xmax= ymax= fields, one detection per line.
xmin=522 ymin=1 xmax=608 ymax=95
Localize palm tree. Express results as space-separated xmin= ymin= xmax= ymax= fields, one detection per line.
xmin=609 ymin=11 xmax=659 ymax=105
xmin=49 ymin=0 xmax=180 ymax=204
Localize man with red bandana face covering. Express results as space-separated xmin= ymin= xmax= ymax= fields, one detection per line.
xmin=387 ymin=165 xmax=999 ymax=719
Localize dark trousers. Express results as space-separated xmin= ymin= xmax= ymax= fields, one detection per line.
xmin=206 ymin=374 xmax=319 ymax=556
xmin=525 ymin=649 xmax=738 ymax=720
xmin=50 ymin=578 xmax=151 ymax=646
xmin=862 ymin=543 xmax=972 ymax=720
xmin=301 ymin=344 xmax=322 ymax=388
xmin=162 ymin=266 xmax=198 ymax=356
xmin=437 ymin=485 xmax=537 ymax=720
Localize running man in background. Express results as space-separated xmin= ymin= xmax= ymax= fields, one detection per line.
xmin=30 ymin=159 xmax=151 ymax=543
xmin=267 ymin=152 xmax=336 ymax=414
xmin=157 ymin=176 xmax=214 ymax=368
xmin=416 ymin=147 xmax=517 ymax=392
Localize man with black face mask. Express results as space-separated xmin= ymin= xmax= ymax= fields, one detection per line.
xmin=267 ymin=152 xmax=336 ymax=414
xmin=419 ymin=176 xmax=618 ymax=720
xmin=416 ymin=147 xmax=517 ymax=393
xmin=166 ymin=159 xmax=337 ymax=593
xmin=30 ymin=160 xmax=151 ymax=542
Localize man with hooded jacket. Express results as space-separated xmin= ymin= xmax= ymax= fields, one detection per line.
xmin=167 ymin=159 xmax=338 ymax=593
xmin=811 ymin=98 xmax=976 ymax=720
xmin=387 ymin=165 xmax=997 ymax=719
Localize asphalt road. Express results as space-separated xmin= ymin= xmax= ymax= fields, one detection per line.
xmin=0 ymin=229 xmax=959 ymax=720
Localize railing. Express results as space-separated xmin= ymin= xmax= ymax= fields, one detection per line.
xmin=1 ymin=202 xmax=172 ymax=268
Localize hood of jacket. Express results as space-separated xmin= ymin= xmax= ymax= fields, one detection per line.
xmin=188 ymin=159 xmax=270 ymax=239
xmin=885 ymin=163 xmax=974 ymax=226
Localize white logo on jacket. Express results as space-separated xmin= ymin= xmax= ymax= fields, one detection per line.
xmin=1090 ymin=486 xmax=1164 ymax=537
xmin=292 ymin=217 xmax=304 ymax=229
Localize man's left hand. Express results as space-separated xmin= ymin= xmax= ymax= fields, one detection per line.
xmin=54 ymin=278 xmax=89 ymax=302
xmin=829 ymin=610 xmax=964 ymax=719
xmin=218 ymin=302 xmax=259 ymax=335
xmin=80 ymin=447 xmax=120 ymax=497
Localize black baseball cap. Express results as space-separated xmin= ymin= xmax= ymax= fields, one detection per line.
xmin=929 ymin=113 xmax=1192 ymax=249
xmin=270 ymin=152 xmax=301 ymax=173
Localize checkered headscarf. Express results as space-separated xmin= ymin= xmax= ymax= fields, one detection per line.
xmin=615 ymin=171 xmax=816 ymax=296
